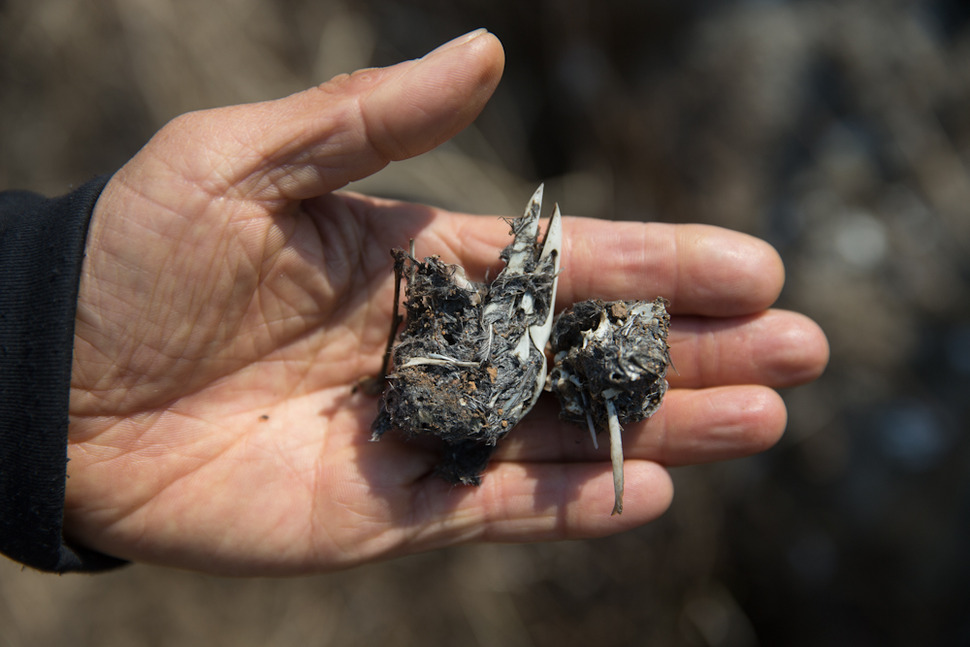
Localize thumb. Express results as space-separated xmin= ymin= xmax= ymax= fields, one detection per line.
xmin=238 ymin=29 xmax=505 ymax=201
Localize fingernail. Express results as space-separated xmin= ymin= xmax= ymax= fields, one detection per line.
xmin=423 ymin=28 xmax=488 ymax=58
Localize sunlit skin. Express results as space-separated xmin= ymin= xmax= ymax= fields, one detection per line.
xmin=63 ymin=30 xmax=829 ymax=576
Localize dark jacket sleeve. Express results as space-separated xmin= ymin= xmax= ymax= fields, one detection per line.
xmin=0 ymin=175 xmax=128 ymax=573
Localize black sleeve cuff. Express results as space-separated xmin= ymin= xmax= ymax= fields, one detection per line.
xmin=0 ymin=175 xmax=128 ymax=573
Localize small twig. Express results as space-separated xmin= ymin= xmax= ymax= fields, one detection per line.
xmin=379 ymin=247 xmax=408 ymax=379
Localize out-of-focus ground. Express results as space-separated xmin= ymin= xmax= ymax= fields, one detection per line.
xmin=3 ymin=0 xmax=970 ymax=644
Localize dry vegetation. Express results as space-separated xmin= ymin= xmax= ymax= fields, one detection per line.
xmin=3 ymin=0 xmax=970 ymax=644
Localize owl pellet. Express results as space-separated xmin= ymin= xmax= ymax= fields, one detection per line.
xmin=547 ymin=298 xmax=671 ymax=514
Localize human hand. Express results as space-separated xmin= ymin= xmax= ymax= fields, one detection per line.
xmin=65 ymin=30 xmax=828 ymax=575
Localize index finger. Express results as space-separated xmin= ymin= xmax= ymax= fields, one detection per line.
xmin=450 ymin=216 xmax=784 ymax=317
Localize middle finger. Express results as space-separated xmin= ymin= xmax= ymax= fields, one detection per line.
xmin=667 ymin=309 xmax=828 ymax=389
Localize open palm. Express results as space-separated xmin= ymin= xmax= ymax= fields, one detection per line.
xmin=63 ymin=31 xmax=827 ymax=575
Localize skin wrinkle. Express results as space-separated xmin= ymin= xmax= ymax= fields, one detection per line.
xmin=400 ymin=482 xmax=448 ymax=551
xmin=68 ymin=422 xmax=216 ymax=528
xmin=668 ymin=321 xmax=711 ymax=388
xmin=558 ymin=221 xmax=674 ymax=307
xmin=322 ymin=510 xmax=377 ymax=568
xmin=702 ymin=324 xmax=723 ymax=389
xmin=437 ymin=213 xmax=481 ymax=271
xmin=307 ymin=199 xmax=362 ymax=298
xmin=705 ymin=246 xmax=751 ymax=306
xmin=661 ymin=386 xmax=781 ymax=464
xmin=696 ymin=389 xmax=731 ymax=452
xmin=741 ymin=315 xmax=785 ymax=385
xmin=205 ymin=120 xmax=267 ymax=196
xmin=406 ymin=217 xmax=498 ymax=285
xmin=346 ymin=198 xmax=399 ymax=292
xmin=668 ymin=310 xmax=796 ymax=387
xmin=307 ymin=273 xmax=379 ymax=383
xmin=350 ymin=80 xmax=398 ymax=172
xmin=680 ymin=228 xmax=719 ymax=308
xmin=294 ymin=126 xmax=375 ymax=200
xmin=364 ymin=64 xmax=467 ymax=162
xmin=715 ymin=387 xmax=782 ymax=458
xmin=115 ymin=195 xmax=204 ymax=343
xmin=444 ymin=475 xmax=493 ymax=544
xmin=540 ymin=462 xmax=575 ymax=538
xmin=243 ymin=351 xmax=323 ymax=399
xmin=198 ymin=145 xmax=247 ymax=201
xmin=664 ymin=311 xmax=820 ymax=388
xmin=652 ymin=398 xmax=674 ymax=466
xmin=79 ymin=326 xmax=154 ymax=403
xmin=484 ymin=463 xmax=522 ymax=530
xmin=97 ymin=178 xmax=185 ymax=252
xmin=669 ymin=225 xmax=684 ymax=313
xmin=68 ymin=411 xmax=155 ymax=450
xmin=226 ymin=89 xmax=361 ymax=202
xmin=719 ymin=389 xmax=767 ymax=451
xmin=471 ymin=463 xmax=543 ymax=543
xmin=269 ymin=247 xmax=336 ymax=324
xmin=321 ymin=198 xmax=424 ymax=372
xmin=156 ymin=117 xmax=235 ymax=198
xmin=226 ymin=113 xmax=297 ymax=195
xmin=214 ymin=357 xmax=337 ymax=409
xmin=758 ymin=312 xmax=829 ymax=385
xmin=115 ymin=222 xmax=293 ymax=403
xmin=247 ymin=294 xmax=307 ymax=368
xmin=563 ymin=224 xmax=597 ymax=303
xmin=308 ymin=493 xmax=346 ymax=567
xmin=72 ymin=336 xmax=328 ymax=448
xmin=364 ymin=85 xmax=418 ymax=163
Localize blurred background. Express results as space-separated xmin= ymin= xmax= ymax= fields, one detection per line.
xmin=3 ymin=0 xmax=970 ymax=644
